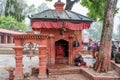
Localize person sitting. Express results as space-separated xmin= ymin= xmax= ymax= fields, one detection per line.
xmin=111 ymin=43 xmax=117 ymax=60
xmin=74 ymin=53 xmax=86 ymax=67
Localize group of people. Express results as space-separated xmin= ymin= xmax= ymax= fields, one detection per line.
xmin=86 ymin=42 xmax=100 ymax=59
xmin=92 ymin=43 xmax=100 ymax=59
xmin=111 ymin=41 xmax=120 ymax=60
xmin=74 ymin=40 xmax=120 ymax=67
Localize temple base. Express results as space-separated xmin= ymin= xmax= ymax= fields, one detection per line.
xmin=14 ymin=75 xmax=23 ymax=80
xmin=38 ymin=74 xmax=47 ymax=79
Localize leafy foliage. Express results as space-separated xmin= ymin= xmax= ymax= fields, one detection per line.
xmin=5 ymin=0 xmax=28 ymax=22
xmin=81 ymin=0 xmax=119 ymax=22
xmin=37 ymin=3 xmax=49 ymax=12
xmin=81 ymin=0 xmax=106 ymax=22
xmin=0 ymin=16 xmax=26 ymax=32
xmin=88 ymin=22 xmax=102 ymax=41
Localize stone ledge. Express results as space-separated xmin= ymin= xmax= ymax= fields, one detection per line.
xmin=48 ymin=65 xmax=81 ymax=76
xmin=80 ymin=68 xmax=120 ymax=80
xmin=111 ymin=60 xmax=120 ymax=74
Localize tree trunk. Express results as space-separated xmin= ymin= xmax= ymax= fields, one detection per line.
xmin=65 ymin=0 xmax=79 ymax=10
xmin=94 ymin=0 xmax=118 ymax=72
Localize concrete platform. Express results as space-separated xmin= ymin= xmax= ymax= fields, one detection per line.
xmin=80 ymin=67 xmax=120 ymax=80
xmin=111 ymin=60 xmax=120 ymax=74
xmin=48 ymin=64 xmax=82 ymax=76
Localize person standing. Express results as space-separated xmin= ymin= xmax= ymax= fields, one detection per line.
xmin=111 ymin=42 xmax=117 ymax=59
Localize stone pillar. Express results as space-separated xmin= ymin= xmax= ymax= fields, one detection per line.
xmin=10 ymin=36 xmax=14 ymax=43
xmin=0 ymin=35 xmax=1 ymax=43
xmin=68 ymin=35 xmax=74 ymax=65
xmin=38 ymin=46 xmax=47 ymax=78
xmin=4 ymin=34 xmax=7 ymax=44
xmin=49 ymin=34 xmax=55 ymax=64
xmin=79 ymin=30 xmax=83 ymax=51
xmin=13 ymin=46 xmax=23 ymax=80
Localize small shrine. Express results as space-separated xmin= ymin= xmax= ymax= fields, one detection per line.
xmin=13 ymin=0 xmax=93 ymax=80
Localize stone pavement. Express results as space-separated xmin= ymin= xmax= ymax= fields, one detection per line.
xmin=80 ymin=67 xmax=120 ymax=80
xmin=25 ymin=74 xmax=89 ymax=80
xmin=45 ymin=74 xmax=88 ymax=80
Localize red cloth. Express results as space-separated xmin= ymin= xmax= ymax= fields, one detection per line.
xmin=79 ymin=62 xmax=86 ymax=67
xmin=55 ymin=46 xmax=64 ymax=57
xmin=31 ymin=21 xmax=91 ymax=30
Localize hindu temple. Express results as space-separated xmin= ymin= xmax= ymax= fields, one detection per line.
xmin=13 ymin=0 xmax=93 ymax=80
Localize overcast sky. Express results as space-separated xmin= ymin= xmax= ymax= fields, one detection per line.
xmin=25 ymin=0 xmax=120 ymax=32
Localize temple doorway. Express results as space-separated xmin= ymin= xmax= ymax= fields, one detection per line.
xmin=55 ymin=39 xmax=69 ymax=64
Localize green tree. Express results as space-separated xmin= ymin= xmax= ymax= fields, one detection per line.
xmin=94 ymin=0 xmax=118 ymax=72
xmin=81 ymin=0 xmax=106 ymax=21
xmin=87 ymin=22 xmax=102 ymax=41
xmin=0 ymin=0 xmax=7 ymax=16
xmin=80 ymin=0 xmax=119 ymax=22
xmin=0 ymin=16 xmax=26 ymax=32
xmin=65 ymin=0 xmax=80 ymax=10
xmin=37 ymin=3 xmax=49 ymax=12
xmin=5 ymin=0 xmax=28 ymax=21
xmin=24 ymin=4 xmax=37 ymax=16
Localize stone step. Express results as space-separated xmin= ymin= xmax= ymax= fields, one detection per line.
xmin=48 ymin=74 xmax=89 ymax=80
xmin=49 ymin=69 xmax=81 ymax=77
xmin=48 ymin=65 xmax=81 ymax=77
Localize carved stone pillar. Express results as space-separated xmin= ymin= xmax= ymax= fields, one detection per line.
xmin=38 ymin=46 xmax=47 ymax=78
xmin=49 ymin=34 xmax=55 ymax=64
xmin=10 ymin=36 xmax=14 ymax=43
xmin=79 ymin=30 xmax=82 ymax=51
xmin=4 ymin=34 xmax=7 ymax=44
xmin=0 ymin=35 xmax=1 ymax=43
xmin=68 ymin=35 xmax=74 ymax=65
xmin=13 ymin=46 xmax=23 ymax=80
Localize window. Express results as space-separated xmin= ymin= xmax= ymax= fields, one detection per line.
xmin=1 ymin=35 xmax=4 ymax=43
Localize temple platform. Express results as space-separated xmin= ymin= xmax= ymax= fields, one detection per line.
xmin=80 ymin=67 xmax=120 ymax=80
xmin=47 ymin=64 xmax=120 ymax=80
xmin=111 ymin=60 xmax=120 ymax=74
xmin=48 ymin=64 xmax=81 ymax=76
xmin=46 ymin=64 xmax=88 ymax=80
xmin=23 ymin=63 xmax=120 ymax=80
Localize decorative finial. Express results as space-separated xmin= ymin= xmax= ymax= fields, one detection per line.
xmin=54 ymin=0 xmax=65 ymax=11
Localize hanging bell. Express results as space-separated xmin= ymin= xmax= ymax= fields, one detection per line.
xmin=73 ymin=40 xmax=80 ymax=47
xmin=27 ymin=42 xmax=35 ymax=59
xmin=27 ymin=50 xmax=34 ymax=59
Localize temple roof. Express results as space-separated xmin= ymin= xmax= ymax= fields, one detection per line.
xmin=29 ymin=1 xmax=93 ymax=30
xmin=0 ymin=28 xmax=24 ymax=34
xmin=29 ymin=9 xmax=93 ymax=23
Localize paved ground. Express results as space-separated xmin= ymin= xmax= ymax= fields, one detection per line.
xmin=41 ymin=74 xmax=88 ymax=80
xmin=0 ymin=54 xmax=39 ymax=80
xmin=0 ymin=54 xmax=93 ymax=80
xmin=25 ymin=74 xmax=88 ymax=80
